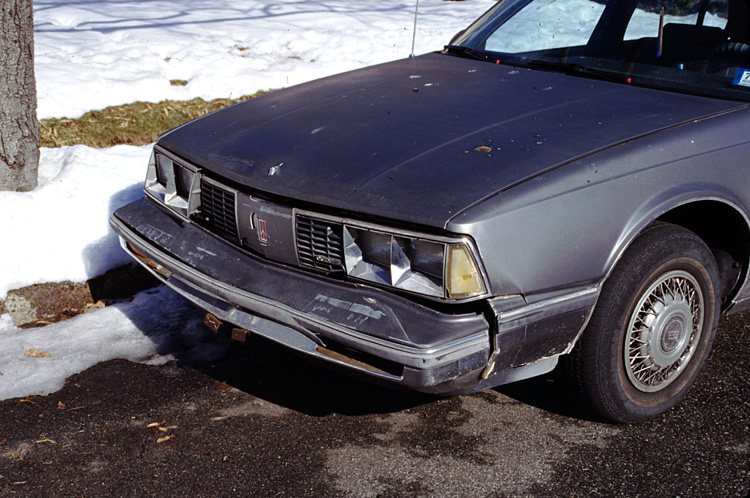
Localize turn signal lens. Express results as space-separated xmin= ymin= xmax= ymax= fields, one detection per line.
xmin=447 ymin=245 xmax=486 ymax=298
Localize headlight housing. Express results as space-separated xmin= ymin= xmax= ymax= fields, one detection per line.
xmin=144 ymin=150 xmax=200 ymax=218
xmin=336 ymin=220 xmax=487 ymax=301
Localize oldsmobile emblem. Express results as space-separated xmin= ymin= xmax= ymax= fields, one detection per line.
xmin=258 ymin=218 xmax=269 ymax=245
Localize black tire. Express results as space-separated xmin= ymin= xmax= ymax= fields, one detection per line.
xmin=572 ymin=222 xmax=720 ymax=423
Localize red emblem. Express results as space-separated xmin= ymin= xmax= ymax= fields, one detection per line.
xmin=258 ymin=218 xmax=268 ymax=244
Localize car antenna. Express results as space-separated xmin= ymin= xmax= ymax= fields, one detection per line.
xmin=410 ymin=0 xmax=420 ymax=57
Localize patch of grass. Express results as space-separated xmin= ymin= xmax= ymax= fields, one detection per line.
xmin=39 ymin=90 xmax=273 ymax=148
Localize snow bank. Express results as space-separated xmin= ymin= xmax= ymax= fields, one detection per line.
xmin=0 ymin=287 xmax=224 ymax=400
xmin=34 ymin=0 xmax=495 ymax=119
xmin=0 ymin=145 xmax=151 ymax=299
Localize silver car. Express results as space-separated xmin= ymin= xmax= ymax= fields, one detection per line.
xmin=111 ymin=0 xmax=750 ymax=422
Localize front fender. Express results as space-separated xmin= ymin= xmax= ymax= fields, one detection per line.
xmin=448 ymin=106 xmax=750 ymax=301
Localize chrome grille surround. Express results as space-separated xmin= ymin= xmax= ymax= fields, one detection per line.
xmin=199 ymin=177 xmax=240 ymax=244
xmin=295 ymin=215 xmax=345 ymax=272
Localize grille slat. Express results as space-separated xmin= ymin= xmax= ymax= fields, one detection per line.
xmin=200 ymin=179 xmax=239 ymax=244
xmin=296 ymin=216 xmax=345 ymax=272
xmin=195 ymin=178 xmax=347 ymax=274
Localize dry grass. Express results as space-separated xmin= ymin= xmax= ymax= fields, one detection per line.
xmin=39 ymin=91 xmax=272 ymax=148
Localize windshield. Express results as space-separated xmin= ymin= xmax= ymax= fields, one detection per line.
xmin=450 ymin=0 xmax=750 ymax=101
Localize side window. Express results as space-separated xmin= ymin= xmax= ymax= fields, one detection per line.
xmin=484 ymin=0 xmax=606 ymax=53
xmin=624 ymin=0 xmax=728 ymax=41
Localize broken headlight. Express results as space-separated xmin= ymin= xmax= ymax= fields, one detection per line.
xmin=144 ymin=150 xmax=199 ymax=218
xmin=341 ymin=224 xmax=487 ymax=300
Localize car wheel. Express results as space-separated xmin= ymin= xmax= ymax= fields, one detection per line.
xmin=572 ymin=222 xmax=720 ymax=423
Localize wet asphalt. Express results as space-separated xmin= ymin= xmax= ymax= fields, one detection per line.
xmin=1 ymin=306 xmax=748 ymax=497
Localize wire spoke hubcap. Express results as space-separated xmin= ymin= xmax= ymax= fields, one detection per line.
xmin=625 ymin=270 xmax=704 ymax=393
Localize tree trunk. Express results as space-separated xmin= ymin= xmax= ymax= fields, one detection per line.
xmin=0 ymin=0 xmax=38 ymax=192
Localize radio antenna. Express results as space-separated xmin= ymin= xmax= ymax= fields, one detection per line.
xmin=410 ymin=0 xmax=420 ymax=57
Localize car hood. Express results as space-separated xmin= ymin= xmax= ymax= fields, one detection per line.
xmin=159 ymin=52 xmax=743 ymax=228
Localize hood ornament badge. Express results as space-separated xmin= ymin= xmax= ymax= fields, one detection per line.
xmin=268 ymin=163 xmax=283 ymax=176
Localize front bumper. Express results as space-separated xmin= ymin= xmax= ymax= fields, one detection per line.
xmin=111 ymin=198 xmax=598 ymax=394
xmin=111 ymin=199 xmax=495 ymax=393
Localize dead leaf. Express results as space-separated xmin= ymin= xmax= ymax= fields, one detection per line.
xmin=216 ymin=381 xmax=230 ymax=391
xmin=146 ymin=422 xmax=161 ymax=428
xmin=57 ymin=401 xmax=65 ymax=410
xmin=7 ymin=448 xmax=27 ymax=460
xmin=25 ymin=348 xmax=51 ymax=358
xmin=156 ymin=435 xmax=173 ymax=444
xmin=83 ymin=301 xmax=106 ymax=312
xmin=474 ymin=146 xmax=492 ymax=153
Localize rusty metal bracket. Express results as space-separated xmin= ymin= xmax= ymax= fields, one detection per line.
xmin=204 ymin=313 xmax=222 ymax=333
xmin=231 ymin=328 xmax=248 ymax=342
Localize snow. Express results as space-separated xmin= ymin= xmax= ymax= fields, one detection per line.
xmin=0 ymin=0 xmax=495 ymax=400
xmin=0 ymin=289 xmax=224 ymax=400
xmin=0 ymin=145 xmax=150 ymax=296
xmin=34 ymin=0 xmax=495 ymax=120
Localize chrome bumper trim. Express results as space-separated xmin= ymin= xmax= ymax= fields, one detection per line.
xmin=112 ymin=216 xmax=490 ymax=373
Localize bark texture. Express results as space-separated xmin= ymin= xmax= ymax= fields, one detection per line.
xmin=0 ymin=0 xmax=38 ymax=192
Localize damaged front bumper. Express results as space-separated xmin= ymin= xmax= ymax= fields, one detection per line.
xmin=110 ymin=199 xmax=597 ymax=394
xmin=111 ymin=199 xmax=497 ymax=393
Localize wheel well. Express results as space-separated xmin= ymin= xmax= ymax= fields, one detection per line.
xmin=657 ymin=201 xmax=749 ymax=307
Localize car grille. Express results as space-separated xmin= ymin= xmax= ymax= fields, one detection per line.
xmin=199 ymin=178 xmax=240 ymax=244
xmin=296 ymin=215 xmax=345 ymax=273
xmin=192 ymin=175 xmax=346 ymax=274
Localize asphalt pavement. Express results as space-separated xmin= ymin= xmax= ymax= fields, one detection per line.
xmin=1 ymin=306 xmax=748 ymax=497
